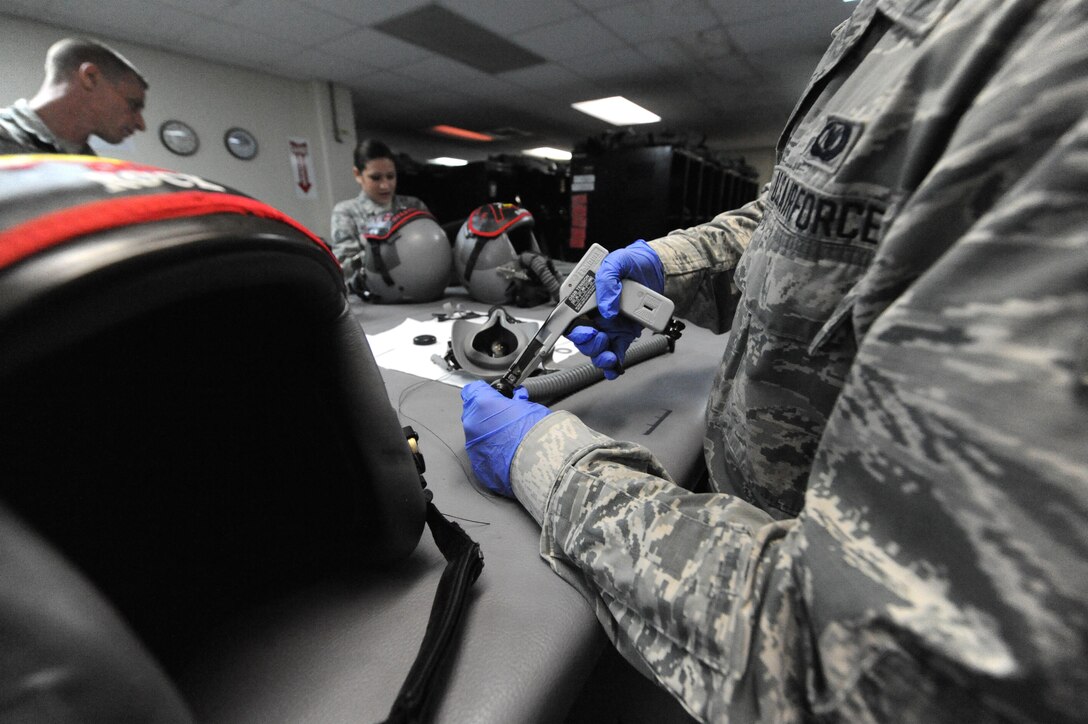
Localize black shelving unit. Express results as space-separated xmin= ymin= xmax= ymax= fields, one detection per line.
xmin=569 ymin=143 xmax=757 ymax=256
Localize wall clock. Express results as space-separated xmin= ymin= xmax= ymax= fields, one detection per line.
xmin=159 ymin=120 xmax=198 ymax=156
xmin=224 ymin=127 xmax=258 ymax=160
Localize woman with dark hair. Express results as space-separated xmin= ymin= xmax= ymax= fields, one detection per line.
xmin=329 ymin=139 xmax=428 ymax=296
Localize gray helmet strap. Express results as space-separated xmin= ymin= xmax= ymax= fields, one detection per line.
xmin=368 ymin=235 xmax=398 ymax=288
xmin=461 ymin=235 xmax=490 ymax=283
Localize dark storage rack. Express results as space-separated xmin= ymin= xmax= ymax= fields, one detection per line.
xmin=570 ymin=144 xmax=758 ymax=254
xmin=395 ymin=141 xmax=758 ymax=262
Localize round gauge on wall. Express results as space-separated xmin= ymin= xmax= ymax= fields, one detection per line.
xmin=224 ymin=127 xmax=258 ymax=160
xmin=159 ymin=120 xmax=199 ymax=156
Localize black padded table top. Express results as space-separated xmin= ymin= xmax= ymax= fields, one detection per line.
xmin=181 ymin=290 xmax=726 ymax=723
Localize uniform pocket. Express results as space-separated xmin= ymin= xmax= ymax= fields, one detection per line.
xmin=808 ymin=286 xmax=860 ymax=355
xmin=740 ymin=216 xmax=873 ymax=346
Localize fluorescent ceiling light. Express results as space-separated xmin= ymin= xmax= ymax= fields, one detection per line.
xmin=522 ymin=147 xmax=572 ymax=161
xmin=571 ymin=96 xmax=660 ymax=125
xmin=428 ymin=157 xmax=469 ymax=166
xmin=430 ymin=124 xmax=494 ymax=141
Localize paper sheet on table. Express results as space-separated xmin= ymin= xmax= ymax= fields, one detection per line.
xmin=366 ymin=318 xmax=475 ymax=387
xmin=365 ymin=316 xmax=581 ymax=388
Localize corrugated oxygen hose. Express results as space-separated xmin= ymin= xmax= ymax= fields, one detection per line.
xmin=521 ymin=333 xmax=674 ymax=403
xmin=519 ymin=252 xmax=562 ymax=302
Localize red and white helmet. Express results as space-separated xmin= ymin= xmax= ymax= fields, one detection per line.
xmin=453 ymin=203 xmax=540 ymax=304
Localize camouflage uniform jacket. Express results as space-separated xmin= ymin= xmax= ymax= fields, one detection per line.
xmin=329 ymin=192 xmax=427 ymax=287
xmin=510 ymin=0 xmax=1088 ymax=721
xmin=0 ymin=100 xmax=94 ymax=156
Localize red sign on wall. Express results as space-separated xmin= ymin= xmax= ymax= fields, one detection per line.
xmin=570 ymin=193 xmax=587 ymax=249
xmin=289 ymin=138 xmax=316 ymax=199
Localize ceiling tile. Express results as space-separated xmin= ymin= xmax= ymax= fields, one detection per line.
xmin=174 ymin=20 xmax=308 ymax=70
xmin=530 ymin=103 xmax=609 ymax=136
xmin=592 ymin=0 xmax=719 ymax=44
xmin=353 ymin=92 xmax=429 ymax=128
xmin=351 ymin=69 xmax=435 ymax=99
xmin=634 ymin=37 xmax=687 ymax=68
xmin=220 ymin=0 xmax=356 ymax=46
xmin=395 ymin=56 xmax=480 ymax=86
xmin=406 ymin=65 xmax=528 ymax=104
xmin=707 ymin=100 xmax=793 ymax=139
xmin=462 ymin=75 xmax=536 ymax=104
xmin=698 ymin=53 xmax=763 ymax=86
xmin=559 ymin=47 xmax=657 ymax=85
xmin=512 ymin=14 xmax=625 ymax=62
xmin=392 ymin=86 xmax=496 ymax=129
xmin=264 ymin=48 xmax=371 ymax=83
xmin=398 ymin=86 xmax=468 ymax=112
xmin=443 ymin=0 xmax=585 ymax=34
xmin=667 ymin=25 xmax=740 ymax=61
xmin=301 ymin=0 xmax=431 ymax=25
xmin=727 ymin=11 xmax=840 ymax=56
xmin=373 ymin=5 xmax=544 ymax=74
xmin=155 ymin=0 xmax=240 ymax=16
xmin=571 ymin=0 xmax=632 ymax=10
xmin=500 ymin=62 xmax=602 ymax=100
xmin=398 ymin=59 xmax=530 ymax=106
xmin=700 ymin=77 xmax=773 ymax=115
xmin=709 ymin=0 xmax=833 ymax=24
xmin=48 ymin=0 xmax=205 ymax=46
xmin=320 ymin=27 xmax=430 ymax=68
xmin=745 ymin=50 xmax=822 ymax=102
xmin=357 ymin=99 xmax=459 ymax=132
xmin=634 ymin=88 xmax=702 ymax=113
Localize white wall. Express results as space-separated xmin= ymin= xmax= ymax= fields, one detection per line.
xmin=0 ymin=14 xmax=358 ymax=239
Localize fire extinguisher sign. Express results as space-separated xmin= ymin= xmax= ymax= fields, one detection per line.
xmin=288 ymin=137 xmax=317 ymax=199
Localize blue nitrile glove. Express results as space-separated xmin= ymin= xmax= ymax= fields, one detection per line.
xmin=461 ymin=380 xmax=552 ymax=497
xmin=566 ymin=240 xmax=665 ymax=379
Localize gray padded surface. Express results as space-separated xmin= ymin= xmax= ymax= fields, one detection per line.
xmin=180 ymin=291 xmax=726 ymax=723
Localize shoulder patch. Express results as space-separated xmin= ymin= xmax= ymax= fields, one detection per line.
xmin=807 ymin=115 xmax=864 ymax=173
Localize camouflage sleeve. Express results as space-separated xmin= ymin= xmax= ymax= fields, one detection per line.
xmin=646 ymin=195 xmax=765 ymax=332
xmin=328 ymin=201 xmax=361 ymax=268
xmin=510 ymin=412 xmax=805 ymax=722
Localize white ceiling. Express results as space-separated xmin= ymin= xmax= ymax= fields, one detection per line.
xmin=1 ymin=0 xmax=856 ymax=156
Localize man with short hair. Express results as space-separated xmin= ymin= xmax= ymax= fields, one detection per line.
xmin=0 ymin=37 xmax=148 ymax=155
